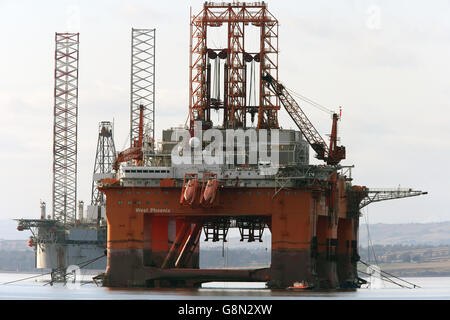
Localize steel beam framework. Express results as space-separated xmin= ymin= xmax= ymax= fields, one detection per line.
xmin=258 ymin=5 xmax=279 ymax=129
xmin=227 ymin=10 xmax=246 ymax=128
xmin=52 ymin=32 xmax=79 ymax=225
xmin=91 ymin=121 xmax=116 ymax=206
xmin=130 ymin=28 xmax=155 ymax=147
xmin=189 ymin=2 xmax=279 ymax=130
xmin=359 ymin=188 xmax=428 ymax=209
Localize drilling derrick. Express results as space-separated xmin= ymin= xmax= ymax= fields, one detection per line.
xmin=131 ymin=28 xmax=155 ymax=148
xmin=189 ymin=2 xmax=279 ymax=130
xmin=91 ymin=121 xmax=116 ymax=206
xmin=52 ymin=33 xmax=79 ymax=225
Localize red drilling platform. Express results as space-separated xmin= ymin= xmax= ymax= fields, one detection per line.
xmin=97 ymin=2 xmax=426 ymax=289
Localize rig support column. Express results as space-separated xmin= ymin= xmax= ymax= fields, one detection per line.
xmin=269 ymin=191 xmax=314 ymax=288
xmin=337 ymin=218 xmax=359 ymax=288
xmin=316 ymin=215 xmax=339 ymax=288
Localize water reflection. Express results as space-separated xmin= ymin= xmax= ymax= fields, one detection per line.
xmin=0 ymin=273 xmax=449 ymax=300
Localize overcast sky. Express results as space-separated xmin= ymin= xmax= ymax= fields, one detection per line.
xmin=0 ymin=0 xmax=448 ymax=225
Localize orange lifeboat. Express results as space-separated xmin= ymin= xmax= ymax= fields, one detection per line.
xmin=180 ymin=173 xmax=199 ymax=206
xmin=200 ymin=173 xmax=219 ymax=207
xmin=201 ymin=180 xmax=219 ymax=207
xmin=184 ymin=179 xmax=199 ymax=204
xmin=27 ymin=237 xmax=34 ymax=247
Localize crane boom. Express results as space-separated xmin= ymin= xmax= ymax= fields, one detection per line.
xmin=263 ymin=74 xmax=345 ymax=165
xmin=359 ymin=188 xmax=428 ymax=210
xmin=113 ymin=104 xmax=145 ymax=171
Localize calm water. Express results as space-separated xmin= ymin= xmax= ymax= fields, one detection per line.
xmin=0 ymin=272 xmax=449 ymax=300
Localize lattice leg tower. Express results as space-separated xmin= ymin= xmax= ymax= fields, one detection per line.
xmin=52 ymin=33 xmax=79 ymax=225
xmin=91 ymin=121 xmax=116 ymax=206
xmin=227 ymin=9 xmax=246 ymax=129
xmin=130 ymin=28 xmax=155 ymax=147
xmin=189 ymin=13 xmax=207 ymax=128
xmin=258 ymin=7 xmax=279 ymax=129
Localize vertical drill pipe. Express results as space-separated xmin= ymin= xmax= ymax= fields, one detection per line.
xmin=206 ymin=62 xmax=211 ymax=123
xmin=223 ymin=62 xmax=228 ymax=127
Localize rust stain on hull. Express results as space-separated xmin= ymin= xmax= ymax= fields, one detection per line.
xmin=101 ymin=181 xmax=361 ymax=289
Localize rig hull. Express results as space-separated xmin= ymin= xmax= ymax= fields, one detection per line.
xmin=101 ymin=180 xmax=360 ymax=289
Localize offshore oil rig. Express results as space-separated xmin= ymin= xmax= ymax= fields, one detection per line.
xmin=17 ymin=2 xmax=426 ymax=289
xmin=16 ymin=33 xmax=109 ymax=282
xmin=98 ymin=2 xmax=426 ymax=289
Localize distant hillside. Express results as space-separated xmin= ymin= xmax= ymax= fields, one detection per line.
xmin=0 ymin=219 xmax=31 ymax=240
xmin=3 ymin=218 xmax=450 ymax=246
xmin=2 ymin=219 xmax=450 ymax=276
xmin=0 ymin=240 xmax=31 ymax=251
xmin=359 ymin=221 xmax=450 ymax=247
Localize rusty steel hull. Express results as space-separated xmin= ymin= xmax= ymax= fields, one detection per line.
xmin=101 ymin=180 xmax=360 ymax=289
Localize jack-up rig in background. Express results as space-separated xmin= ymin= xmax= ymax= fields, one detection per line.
xmin=15 ymin=28 xmax=156 ymax=283
xmin=96 ymin=2 xmax=426 ymax=289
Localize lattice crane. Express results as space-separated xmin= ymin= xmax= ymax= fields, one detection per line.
xmin=359 ymin=188 xmax=428 ymax=209
xmin=113 ymin=105 xmax=144 ymax=171
xmin=263 ymin=74 xmax=346 ymax=165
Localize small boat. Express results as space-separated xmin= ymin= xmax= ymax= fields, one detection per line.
xmin=287 ymin=281 xmax=313 ymax=290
